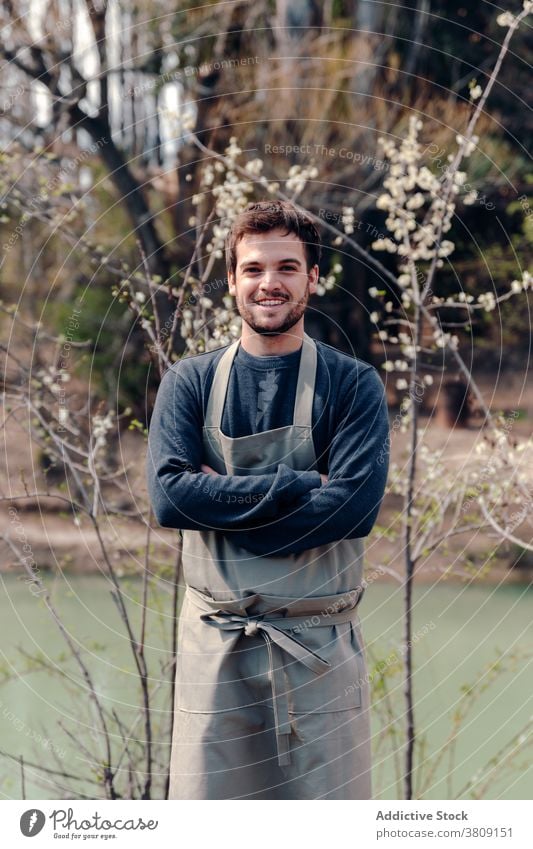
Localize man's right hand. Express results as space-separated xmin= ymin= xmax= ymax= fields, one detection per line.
xmin=320 ymin=473 xmax=328 ymax=485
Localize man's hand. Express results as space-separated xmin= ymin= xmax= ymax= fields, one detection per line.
xmin=320 ymin=473 xmax=328 ymax=485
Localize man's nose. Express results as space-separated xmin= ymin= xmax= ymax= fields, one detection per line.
xmin=259 ymin=269 xmax=280 ymax=287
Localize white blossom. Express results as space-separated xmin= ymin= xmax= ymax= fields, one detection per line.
xmin=91 ymin=411 xmax=114 ymax=453
xmin=477 ymin=292 xmax=497 ymax=311
xmin=244 ymin=158 xmax=263 ymax=176
xmin=285 ymin=164 xmax=318 ymax=196
xmin=438 ymin=240 xmax=455 ymax=258
xmin=510 ymin=270 xmax=532 ymax=293
xmin=496 ymin=11 xmax=515 ymax=27
xmin=376 ymin=194 xmax=392 ymax=210
xmin=455 ymin=134 xmax=479 ymax=157
xmin=342 ymin=206 xmax=355 ymax=235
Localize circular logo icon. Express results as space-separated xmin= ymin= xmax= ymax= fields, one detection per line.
xmin=20 ymin=809 xmax=46 ymax=837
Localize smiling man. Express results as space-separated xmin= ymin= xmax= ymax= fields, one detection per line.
xmin=146 ymin=199 xmax=390 ymax=800
xmin=228 ymin=227 xmax=316 ymax=351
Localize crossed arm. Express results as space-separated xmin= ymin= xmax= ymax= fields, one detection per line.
xmin=224 ymin=366 xmax=390 ymax=556
xmin=202 ymin=463 xmax=329 ymax=486
xmin=147 ymin=364 xmax=389 ymax=556
xmin=146 ymin=366 xmax=323 ymax=532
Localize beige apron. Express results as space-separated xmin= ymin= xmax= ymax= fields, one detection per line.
xmin=168 ymin=332 xmax=372 ymax=800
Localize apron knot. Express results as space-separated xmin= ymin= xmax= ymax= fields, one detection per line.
xmin=244 ymin=619 xmax=260 ymax=636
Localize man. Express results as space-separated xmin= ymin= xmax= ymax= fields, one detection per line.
xmin=146 ymin=199 xmax=389 ymax=800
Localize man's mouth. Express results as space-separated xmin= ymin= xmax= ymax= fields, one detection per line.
xmin=254 ymin=298 xmax=288 ymax=308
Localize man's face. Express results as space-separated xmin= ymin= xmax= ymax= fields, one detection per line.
xmin=228 ymin=229 xmax=318 ymax=337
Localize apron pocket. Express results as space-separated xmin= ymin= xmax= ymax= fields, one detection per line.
xmin=175 ymin=597 xmax=275 ymax=712
xmin=283 ymin=620 xmax=365 ymax=714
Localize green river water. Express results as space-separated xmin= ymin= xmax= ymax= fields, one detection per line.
xmin=1 ymin=573 xmax=531 ymax=799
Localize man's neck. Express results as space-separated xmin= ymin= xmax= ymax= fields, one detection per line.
xmin=239 ymin=326 xmax=305 ymax=357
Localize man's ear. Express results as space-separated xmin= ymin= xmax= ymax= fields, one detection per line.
xmin=228 ymin=270 xmax=236 ymax=296
xmin=308 ymin=264 xmax=319 ymax=295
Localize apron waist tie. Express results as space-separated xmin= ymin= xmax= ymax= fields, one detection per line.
xmin=186 ymin=586 xmax=364 ymax=768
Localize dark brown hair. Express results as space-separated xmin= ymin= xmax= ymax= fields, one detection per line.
xmin=225 ymin=200 xmax=321 ymax=277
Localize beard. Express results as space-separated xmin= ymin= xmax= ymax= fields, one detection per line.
xmin=234 ymin=282 xmax=310 ymax=337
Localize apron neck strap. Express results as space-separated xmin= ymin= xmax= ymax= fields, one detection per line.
xmin=205 ymin=332 xmax=317 ymax=429
xmin=293 ymin=332 xmax=317 ymax=427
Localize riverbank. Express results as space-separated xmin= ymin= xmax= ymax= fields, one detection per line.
xmin=2 ymin=370 xmax=532 ymax=584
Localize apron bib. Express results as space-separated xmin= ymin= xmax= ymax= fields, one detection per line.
xmin=168 ymin=333 xmax=372 ymax=800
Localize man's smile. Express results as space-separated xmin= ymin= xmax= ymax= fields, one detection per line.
xmin=253 ymin=297 xmax=289 ymax=309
